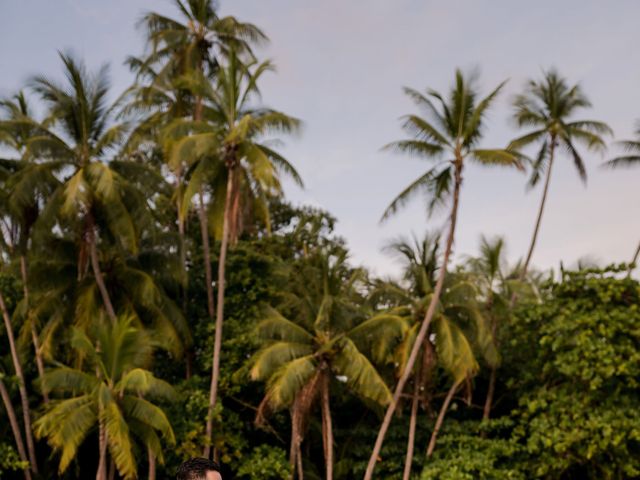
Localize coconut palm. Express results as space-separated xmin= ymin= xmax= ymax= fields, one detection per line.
xmin=35 ymin=315 xmax=176 ymax=480
xmin=602 ymin=122 xmax=640 ymax=273
xmin=139 ymin=0 xmax=266 ymax=84
xmin=0 ymin=92 xmax=60 ymax=400
xmin=378 ymin=233 xmax=493 ymax=478
xmin=509 ymin=70 xmax=612 ymax=280
xmin=364 ymin=70 xmax=521 ymax=480
xmin=2 ymin=53 xmax=149 ymax=325
xmin=170 ymin=51 xmax=301 ymax=454
xmin=137 ymin=0 xmax=265 ymax=403
xmin=250 ymin=250 xmax=403 ymax=480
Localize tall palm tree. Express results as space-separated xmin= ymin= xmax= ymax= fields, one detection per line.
xmin=6 ymin=52 xmax=143 ymax=324
xmin=35 ymin=315 xmax=176 ymax=480
xmin=138 ymin=0 xmax=266 ymax=410
xmin=364 ymin=70 xmax=521 ymax=480
xmin=378 ymin=233 xmax=492 ymax=478
xmin=171 ymin=52 xmax=301 ymax=455
xmin=0 ymin=92 xmax=58 ymax=399
xmin=602 ymin=122 xmax=640 ymax=274
xmin=509 ymin=70 xmax=612 ymax=281
xmin=250 ymin=250 xmax=402 ymax=480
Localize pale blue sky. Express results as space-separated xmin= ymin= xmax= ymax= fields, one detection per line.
xmin=1 ymin=0 xmax=639 ymax=277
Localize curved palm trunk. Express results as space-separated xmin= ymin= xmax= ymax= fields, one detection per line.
xmin=321 ymin=373 xmax=333 ymax=480
xmin=426 ymin=380 xmax=462 ymax=458
xmin=20 ymin=256 xmax=48 ymax=403
xmin=364 ymin=158 xmax=463 ymax=480
xmin=519 ymin=140 xmax=556 ymax=281
xmin=87 ymin=218 xmax=117 ymax=323
xmin=0 ymin=290 xmax=38 ymax=474
xmin=402 ymin=366 xmax=421 ymax=480
xmin=204 ymin=169 xmax=235 ymax=458
xmin=0 ymin=378 xmax=32 ymax=480
xmin=627 ymin=240 xmax=640 ymax=277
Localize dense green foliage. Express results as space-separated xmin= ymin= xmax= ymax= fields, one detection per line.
xmin=1 ymin=1 xmax=639 ymax=479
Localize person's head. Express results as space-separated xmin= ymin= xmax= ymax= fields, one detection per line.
xmin=176 ymin=457 xmax=222 ymax=480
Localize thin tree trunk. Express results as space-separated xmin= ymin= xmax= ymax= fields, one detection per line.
xmin=20 ymin=255 xmax=48 ymax=403
xmin=197 ymin=191 xmax=216 ymax=324
xmin=0 ymin=378 xmax=32 ymax=480
xmin=96 ymin=417 xmax=107 ymax=480
xmin=107 ymin=457 xmax=116 ymax=480
xmin=296 ymin=442 xmax=304 ymax=480
xmin=482 ymin=367 xmax=497 ymax=421
xmin=627 ymin=240 xmax=640 ymax=277
xmin=426 ymin=381 xmax=462 ymax=457
xmin=519 ymin=140 xmax=555 ymax=281
xmin=321 ymin=373 xmax=333 ymax=480
xmin=148 ymin=447 xmax=156 ymax=480
xmin=288 ymin=407 xmax=303 ymax=480
xmin=0 ymin=290 xmax=38 ymax=474
xmin=204 ymin=169 xmax=235 ymax=458
xmin=482 ymin=309 xmax=498 ymax=421
xmin=364 ymin=158 xmax=463 ymax=480
xmin=87 ymin=219 xmax=117 ymax=323
xmin=402 ymin=365 xmax=421 ymax=480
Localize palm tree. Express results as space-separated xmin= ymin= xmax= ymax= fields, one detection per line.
xmin=3 ymin=53 xmax=145 ymax=325
xmin=364 ymin=70 xmax=521 ymax=480
xmin=602 ymin=122 xmax=640 ymax=274
xmin=378 ymin=233 xmax=492 ymax=478
xmin=35 ymin=315 xmax=176 ymax=480
xmin=509 ymin=70 xmax=612 ymax=281
xmin=138 ymin=0 xmax=266 ymax=416
xmin=171 ymin=51 xmax=301 ymax=455
xmin=0 ymin=92 xmax=59 ymax=400
xmin=139 ymin=0 xmax=266 ymax=84
xmin=250 ymin=250 xmax=403 ymax=480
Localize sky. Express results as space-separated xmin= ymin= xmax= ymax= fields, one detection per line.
xmin=1 ymin=0 xmax=639 ymax=278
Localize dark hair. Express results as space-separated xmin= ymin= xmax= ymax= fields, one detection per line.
xmin=176 ymin=457 xmax=221 ymax=480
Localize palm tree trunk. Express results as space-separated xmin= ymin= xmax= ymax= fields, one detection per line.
xmin=402 ymin=366 xmax=421 ymax=480
xmin=321 ymin=373 xmax=333 ymax=480
xmin=482 ymin=367 xmax=497 ymax=421
xmin=627 ymin=240 xmax=640 ymax=277
xmin=96 ymin=417 xmax=107 ymax=480
xmin=20 ymin=255 xmax=48 ymax=404
xmin=107 ymin=457 xmax=116 ymax=480
xmin=289 ymin=406 xmax=304 ymax=480
xmin=148 ymin=447 xmax=156 ymax=480
xmin=519 ymin=140 xmax=555 ymax=281
xmin=197 ymin=191 xmax=216 ymax=324
xmin=87 ymin=218 xmax=117 ymax=323
xmin=0 ymin=290 xmax=38 ymax=474
xmin=204 ymin=169 xmax=235 ymax=458
xmin=0 ymin=378 xmax=32 ymax=480
xmin=364 ymin=158 xmax=463 ymax=480
xmin=426 ymin=380 xmax=461 ymax=457
xmin=482 ymin=311 xmax=498 ymax=421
